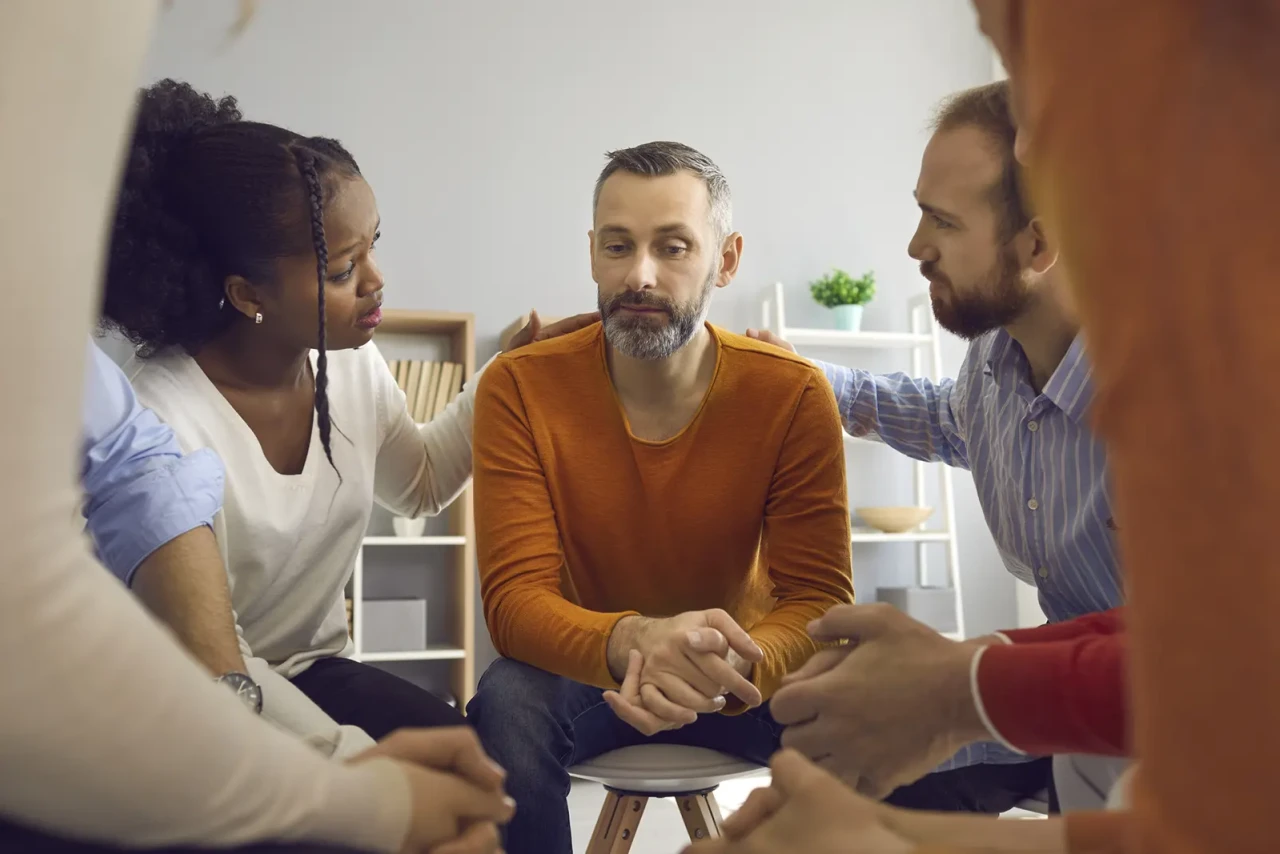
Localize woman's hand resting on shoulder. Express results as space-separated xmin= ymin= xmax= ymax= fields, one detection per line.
xmin=504 ymin=310 xmax=600 ymax=352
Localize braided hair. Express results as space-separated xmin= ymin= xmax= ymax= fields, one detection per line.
xmin=293 ymin=150 xmax=335 ymax=469
xmin=103 ymin=79 xmax=361 ymax=471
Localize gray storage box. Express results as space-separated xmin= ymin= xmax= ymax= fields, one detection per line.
xmin=363 ymin=598 xmax=427 ymax=652
xmin=876 ymin=586 xmax=958 ymax=634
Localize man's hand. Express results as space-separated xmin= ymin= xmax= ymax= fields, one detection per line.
xmin=743 ymin=328 xmax=797 ymax=353
xmin=770 ymin=604 xmax=990 ymax=798
xmin=352 ymin=728 xmax=513 ymax=854
xmin=605 ymin=611 xmax=764 ymax=733
xmin=504 ymin=309 xmax=600 ymax=352
xmin=682 ymin=750 xmax=912 ymax=854
xmin=604 ymin=648 xmax=683 ymax=736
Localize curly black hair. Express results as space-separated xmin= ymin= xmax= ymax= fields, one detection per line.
xmin=103 ymin=78 xmax=361 ymax=470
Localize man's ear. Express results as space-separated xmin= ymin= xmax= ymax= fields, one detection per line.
xmin=1025 ymin=217 xmax=1058 ymax=275
xmin=223 ymin=274 xmax=263 ymax=322
xmin=717 ymin=232 xmax=744 ymax=288
xmin=587 ymin=229 xmax=599 ymax=283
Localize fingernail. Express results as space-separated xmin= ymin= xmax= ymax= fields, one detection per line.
xmin=487 ymin=759 xmax=507 ymax=777
xmin=504 ymin=795 xmax=518 ymax=810
xmin=686 ymin=630 xmax=703 ymax=649
xmin=714 ymin=695 xmax=726 ymax=709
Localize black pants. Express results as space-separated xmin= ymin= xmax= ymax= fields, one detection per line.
xmin=884 ymin=757 xmax=1054 ymax=814
xmin=290 ymin=656 xmax=464 ymax=741
xmin=0 ymin=819 xmax=364 ymax=853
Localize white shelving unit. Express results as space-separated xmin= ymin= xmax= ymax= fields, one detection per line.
xmin=347 ymin=309 xmax=478 ymax=702
xmin=350 ymin=537 xmax=471 ymax=666
xmin=762 ymin=281 xmax=966 ymax=639
xmin=361 ymin=536 xmax=468 ymax=547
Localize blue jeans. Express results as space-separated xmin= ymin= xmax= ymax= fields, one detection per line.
xmin=466 ymin=658 xmax=782 ymax=854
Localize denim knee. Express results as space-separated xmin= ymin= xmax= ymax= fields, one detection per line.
xmin=467 ymin=659 xmax=567 ymax=760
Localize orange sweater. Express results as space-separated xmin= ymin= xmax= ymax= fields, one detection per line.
xmin=473 ymin=323 xmax=853 ymax=698
xmin=996 ymin=1 xmax=1280 ymax=852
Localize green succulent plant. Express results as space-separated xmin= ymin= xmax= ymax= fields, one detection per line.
xmin=810 ymin=269 xmax=876 ymax=308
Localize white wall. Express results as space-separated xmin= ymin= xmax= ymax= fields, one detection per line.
xmin=141 ymin=1 xmax=1015 ymax=677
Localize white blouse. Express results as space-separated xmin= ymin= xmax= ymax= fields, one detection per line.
xmin=126 ymin=343 xmax=479 ymax=673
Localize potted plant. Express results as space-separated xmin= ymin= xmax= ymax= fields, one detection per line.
xmin=810 ymin=268 xmax=876 ymax=331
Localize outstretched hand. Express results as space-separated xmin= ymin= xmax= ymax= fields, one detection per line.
xmin=743 ymin=328 xmax=796 ymax=353
xmin=505 ymin=309 xmax=600 ymax=352
xmin=771 ymin=604 xmax=990 ymax=797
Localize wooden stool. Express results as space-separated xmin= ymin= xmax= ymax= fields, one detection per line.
xmin=569 ymin=745 xmax=764 ymax=854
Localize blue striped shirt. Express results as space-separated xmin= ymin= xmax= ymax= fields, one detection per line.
xmin=817 ymin=329 xmax=1120 ymax=769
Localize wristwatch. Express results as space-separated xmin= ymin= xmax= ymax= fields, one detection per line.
xmin=215 ymin=671 xmax=264 ymax=715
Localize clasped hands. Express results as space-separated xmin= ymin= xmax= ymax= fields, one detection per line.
xmin=771 ymin=603 xmax=995 ymax=798
xmin=352 ymin=727 xmax=514 ymax=854
xmin=603 ymin=609 xmax=764 ymax=735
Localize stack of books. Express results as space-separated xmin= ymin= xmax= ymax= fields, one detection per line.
xmin=387 ymin=359 xmax=465 ymax=422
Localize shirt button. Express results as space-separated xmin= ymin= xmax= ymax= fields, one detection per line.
xmin=1038 ymin=567 xmax=1050 ymax=579
xmin=1027 ymin=420 xmax=1039 ymax=432
xmin=1027 ymin=498 xmax=1039 ymax=511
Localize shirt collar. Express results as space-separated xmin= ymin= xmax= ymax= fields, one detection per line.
xmin=985 ymin=330 xmax=1094 ymax=424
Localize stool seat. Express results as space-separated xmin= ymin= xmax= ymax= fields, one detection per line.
xmin=570 ymin=744 xmax=763 ymax=794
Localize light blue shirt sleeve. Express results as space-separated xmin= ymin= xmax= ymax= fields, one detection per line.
xmin=813 ymin=359 xmax=970 ymax=469
xmin=80 ymin=339 xmax=225 ymax=585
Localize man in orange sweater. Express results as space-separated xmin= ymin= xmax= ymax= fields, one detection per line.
xmin=466 ymin=141 xmax=854 ymax=854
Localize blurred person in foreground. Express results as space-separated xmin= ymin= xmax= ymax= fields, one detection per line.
xmin=689 ymin=0 xmax=1280 ymax=851
xmin=0 ymin=2 xmax=512 ymax=852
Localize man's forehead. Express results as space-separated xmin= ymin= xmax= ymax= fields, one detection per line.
xmin=916 ymin=126 xmax=1003 ymax=199
xmin=594 ymin=170 xmax=711 ymax=228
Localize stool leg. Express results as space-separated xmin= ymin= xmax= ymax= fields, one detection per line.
xmin=585 ymin=790 xmax=648 ymax=854
xmin=678 ymin=790 xmax=724 ymax=842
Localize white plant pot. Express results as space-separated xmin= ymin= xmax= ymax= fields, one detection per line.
xmin=832 ymin=304 xmax=864 ymax=331
xmin=392 ymin=516 xmax=427 ymax=538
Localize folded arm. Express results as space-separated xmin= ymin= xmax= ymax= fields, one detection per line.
xmin=473 ymin=359 xmax=638 ymax=689
xmin=999 ymin=607 xmax=1125 ymax=644
xmin=748 ymin=373 xmax=855 ymax=702
xmin=976 ymin=631 xmax=1128 ymax=757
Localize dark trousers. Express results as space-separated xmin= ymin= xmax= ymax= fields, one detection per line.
xmin=0 ymin=819 xmax=364 ymax=854
xmin=466 ymin=658 xmax=783 ymax=854
xmin=290 ymin=656 xmax=464 ymax=741
xmin=885 ymin=756 xmax=1055 ymax=814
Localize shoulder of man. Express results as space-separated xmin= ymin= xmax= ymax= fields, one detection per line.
xmin=492 ymin=321 xmax=603 ymax=377
xmin=713 ymin=325 xmax=826 ymax=386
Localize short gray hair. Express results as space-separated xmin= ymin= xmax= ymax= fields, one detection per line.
xmin=593 ymin=141 xmax=733 ymax=240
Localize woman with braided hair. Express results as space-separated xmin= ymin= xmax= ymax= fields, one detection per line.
xmin=102 ymin=78 xmax=596 ymax=744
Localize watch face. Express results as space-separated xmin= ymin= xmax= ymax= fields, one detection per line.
xmin=218 ymin=672 xmax=264 ymax=714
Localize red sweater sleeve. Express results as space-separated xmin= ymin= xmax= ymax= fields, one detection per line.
xmin=977 ymin=633 xmax=1128 ymax=756
xmin=1001 ymin=607 xmax=1125 ymax=644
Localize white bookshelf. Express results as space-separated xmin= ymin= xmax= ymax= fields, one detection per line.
xmin=358 ymin=646 xmax=469 ymax=663
xmin=348 ymin=309 xmax=478 ymax=704
xmin=762 ymin=282 xmax=967 ymax=639
xmin=362 ymin=536 xmax=468 ymax=547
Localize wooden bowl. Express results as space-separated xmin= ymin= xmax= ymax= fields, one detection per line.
xmin=856 ymin=506 xmax=934 ymax=533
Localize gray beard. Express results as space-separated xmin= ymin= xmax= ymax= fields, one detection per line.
xmin=600 ymin=271 xmax=715 ymax=361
